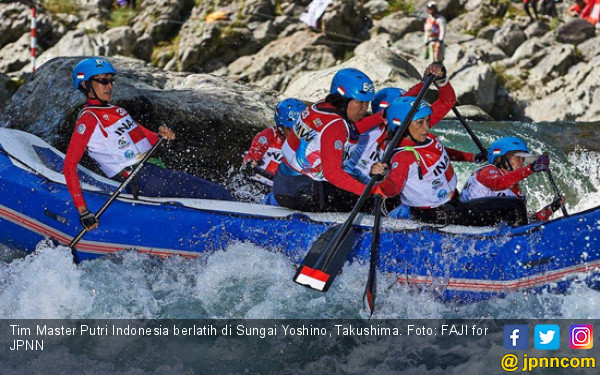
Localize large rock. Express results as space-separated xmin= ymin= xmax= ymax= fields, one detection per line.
xmin=497 ymin=37 xmax=551 ymax=68
xmin=283 ymin=49 xmax=421 ymax=102
xmin=131 ymin=0 xmax=189 ymax=43
xmin=0 ymin=73 xmax=18 ymax=109
xmin=0 ymin=33 xmax=32 ymax=73
xmin=578 ymin=35 xmax=600 ymax=61
xmin=103 ymin=27 xmax=137 ymax=58
xmin=34 ymin=30 xmax=104 ymax=69
xmin=177 ymin=5 xmax=259 ymax=73
xmin=371 ymin=14 xmax=422 ymax=42
xmin=528 ymin=44 xmax=576 ymax=84
xmin=0 ymin=3 xmax=30 ymax=49
xmin=556 ymin=18 xmax=596 ymax=45
xmin=524 ymin=21 xmax=550 ymax=39
xmin=319 ymin=0 xmax=371 ymax=48
xmin=450 ymin=64 xmax=496 ymax=114
xmin=492 ymin=21 xmax=526 ymax=56
xmin=227 ymin=30 xmax=336 ymax=92
xmin=0 ymin=57 xmax=277 ymax=179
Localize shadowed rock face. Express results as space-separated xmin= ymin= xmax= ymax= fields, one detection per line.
xmin=0 ymin=56 xmax=278 ymax=181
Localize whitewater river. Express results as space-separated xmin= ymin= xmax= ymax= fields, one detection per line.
xmin=1 ymin=120 xmax=600 ymax=320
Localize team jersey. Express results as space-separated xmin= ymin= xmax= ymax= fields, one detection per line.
xmin=378 ymin=134 xmax=474 ymax=208
xmin=280 ymin=101 xmax=383 ymax=196
xmin=242 ymin=126 xmax=285 ymax=176
xmin=344 ymin=81 xmax=456 ymax=183
xmin=64 ymin=100 xmax=159 ymax=209
xmin=424 ymin=13 xmax=446 ymax=43
xmin=459 ymin=164 xmax=533 ymax=202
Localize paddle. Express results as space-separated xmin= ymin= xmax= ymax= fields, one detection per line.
xmin=68 ymin=137 xmax=165 ymax=262
xmin=546 ymin=168 xmax=569 ymax=217
xmin=293 ymin=74 xmax=436 ymax=292
xmin=450 ymin=106 xmax=486 ymax=154
xmin=363 ymin=195 xmax=382 ymax=316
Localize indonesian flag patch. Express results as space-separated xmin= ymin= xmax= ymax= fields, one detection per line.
xmin=492 ymin=148 xmax=501 ymax=155
xmin=77 ymin=73 xmax=85 ymax=80
xmin=336 ymin=86 xmax=346 ymax=96
xmin=379 ymin=101 xmax=389 ymax=108
xmin=392 ymin=118 xmax=401 ymax=127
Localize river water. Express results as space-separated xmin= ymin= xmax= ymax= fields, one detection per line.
xmin=1 ymin=120 xmax=600 ymax=320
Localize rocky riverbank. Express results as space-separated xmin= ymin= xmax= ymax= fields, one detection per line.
xmin=1 ymin=0 xmax=599 ymax=127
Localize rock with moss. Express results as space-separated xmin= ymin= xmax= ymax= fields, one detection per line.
xmin=131 ymin=0 xmax=189 ymax=43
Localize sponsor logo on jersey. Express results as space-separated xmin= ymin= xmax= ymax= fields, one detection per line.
xmin=118 ymin=138 xmax=130 ymax=149
xmin=77 ymin=124 xmax=86 ymax=134
xmin=334 ymin=140 xmax=343 ymax=150
xmin=124 ymin=150 xmax=135 ymax=159
xmin=103 ymin=114 xmax=110 ymax=121
xmin=313 ymin=118 xmax=323 ymax=127
xmin=259 ymin=136 xmax=268 ymax=145
xmin=437 ymin=189 xmax=448 ymax=199
xmin=116 ymin=108 xmax=126 ymax=116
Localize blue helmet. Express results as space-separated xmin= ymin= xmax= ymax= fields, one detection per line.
xmin=274 ymin=98 xmax=307 ymax=129
xmin=371 ymin=87 xmax=407 ymax=113
xmin=487 ymin=137 xmax=531 ymax=165
xmin=72 ymin=57 xmax=116 ymax=91
xmin=330 ymin=68 xmax=375 ymax=102
xmin=385 ymin=96 xmax=432 ymax=132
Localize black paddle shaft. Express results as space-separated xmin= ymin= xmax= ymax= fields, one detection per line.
xmin=364 ymin=195 xmax=383 ymax=316
xmin=311 ymin=74 xmax=436 ymax=274
xmin=546 ymin=169 xmax=569 ymax=217
xmin=68 ymin=137 xmax=165 ymax=258
xmin=451 ymin=106 xmax=486 ymax=153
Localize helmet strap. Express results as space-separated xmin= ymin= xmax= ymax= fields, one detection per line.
xmin=88 ymin=81 xmax=109 ymax=106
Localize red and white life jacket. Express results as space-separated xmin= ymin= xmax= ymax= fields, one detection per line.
xmin=78 ymin=105 xmax=153 ymax=177
xmin=394 ymin=136 xmax=457 ymax=208
xmin=460 ymin=165 xmax=523 ymax=202
xmin=424 ymin=14 xmax=445 ymax=41
xmin=281 ymin=102 xmax=359 ymax=181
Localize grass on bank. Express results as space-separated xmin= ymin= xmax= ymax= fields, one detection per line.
xmin=107 ymin=5 xmax=138 ymax=28
xmin=43 ymin=0 xmax=80 ymax=14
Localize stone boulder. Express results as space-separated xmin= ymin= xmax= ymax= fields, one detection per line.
xmin=34 ymin=30 xmax=104 ymax=69
xmin=227 ymin=30 xmax=336 ymax=92
xmin=556 ymin=18 xmax=596 ymax=45
xmin=0 ymin=57 xmax=277 ymax=179
xmin=524 ymin=21 xmax=550 ymax=39
xmin=177 ymin=6 xmax=259 ymax=73
xmin=0 ymin=73 xmax=18 ymax=109
xmin=284 ymin=49 xmax=421 ymax=102
xmin=492 ymin=21 xmax=526 ymax=57
xmin=450 ymin=64 xmax=496 ymax=114
xmin=528 ymin=44 xmax=576 ymax=84
xmin=0 ymin=33 xmax=32 ymax=73
xmin=0 ymin=3 xmax=30 ymax=49
xmin=364 ymin=0 xmax=389 ymax=18
xmin=103 ymin=27 xmax=137 ymax=58
xmin=320 ymin=0 xmax=371 ymax=47
xmin=131 ymin=0 xmax=189 ymax=43
xmin=522 ymin=55 xmax=600 ymax=122
xmin=371 ymin=14 xmax=422 ymax=42
xmin=446 ymin=104 xmax=493 ymax=120
xmin=578 ymin=35 xmax=600 ymax=61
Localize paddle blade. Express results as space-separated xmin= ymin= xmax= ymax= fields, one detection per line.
xmin=363 ymin=287 xmax=375 ymax=317
xmin=293 ymin=224 xmax=356 ymax=292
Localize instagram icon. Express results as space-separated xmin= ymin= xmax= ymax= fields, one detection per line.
xmin=570 ymin=325 xmax=593 ymax=349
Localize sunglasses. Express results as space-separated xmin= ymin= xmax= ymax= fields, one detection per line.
xmin=90 ymin=77 xmax=115 ymax=85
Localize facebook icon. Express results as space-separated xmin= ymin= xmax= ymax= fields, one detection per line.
xmin=504 ymin=325 xmax=529 ymax=349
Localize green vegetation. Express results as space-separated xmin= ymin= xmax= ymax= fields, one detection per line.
xmin=493 ymin=65 xmax=526 ymax=91
xmin=388 ymin=0 xmax=414 ymax=14
xmin=43 ymin=0 xmax=80 ymax=14
xmin=107 ymin=5 xmax=137 ymax=28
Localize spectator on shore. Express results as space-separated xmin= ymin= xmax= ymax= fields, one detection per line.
xmin=523 ymin=0 xmax=540 ymax=21
xmin=580 ymin=0 xmax=600 ymax=24
xmin=423 ymin=2 xmax=446 ymax=63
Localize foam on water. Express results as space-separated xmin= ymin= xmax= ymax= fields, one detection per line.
xmin=2 ymin=239 xmax=600 ymax=319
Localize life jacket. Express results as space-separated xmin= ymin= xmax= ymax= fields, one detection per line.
xmin=243 ymin=126 xmax=284 ymax=176
xmin=393 ymin=135 xmax=457 ymax=208
xmin=460 ymin=165 xmax=523 ymax=202
xmin=424 ymin=14 xmax=444 ymax=41
xmin=281 ymin=101 xmax=359 ymax=181
xmin=77 ymin=105 xmax=153 ymax=177
xmin=343 ymin=124 xmax=386 ymax=183
xmin=583 ymin=0 xmax=600 ymax=24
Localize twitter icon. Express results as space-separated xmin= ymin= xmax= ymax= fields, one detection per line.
xmin=535 ymin=325 xmax=560 ymax=350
